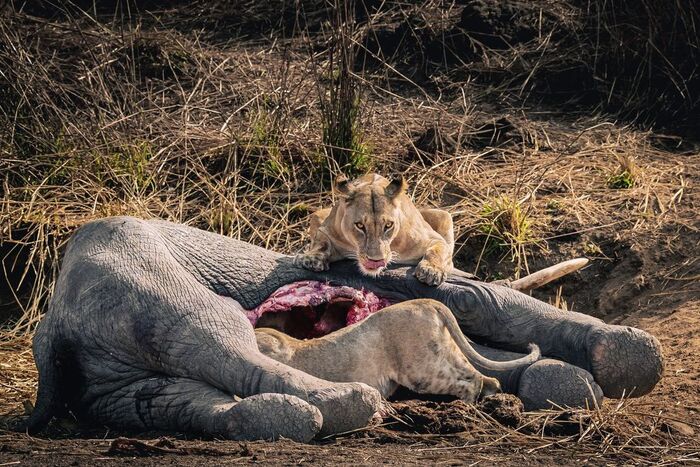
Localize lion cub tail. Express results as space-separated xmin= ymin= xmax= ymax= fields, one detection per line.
xmin=438 ymin=305 xmax=541 ymax=371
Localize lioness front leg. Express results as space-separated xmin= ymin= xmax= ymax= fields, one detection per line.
xmin=294 ymin=211 xmax=332 ymax=271
xmin=415 ymin=239 xmax=452 ymax=285
xmin=294 ymin=241 xmax=331 ymax=271
xmin=294 ymin=231 xmax=332 ymax=271
xmin=415 ymin=208 xmax=454 ymax=286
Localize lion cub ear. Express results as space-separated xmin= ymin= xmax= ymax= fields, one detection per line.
xmin=334 ymin=174 xmax=352 ymax=198
xmin=385 ymin=175 xmax=407 ymax=198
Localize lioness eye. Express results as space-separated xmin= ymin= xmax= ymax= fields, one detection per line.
xmin=355 ymin=222 xmax=365 ymax=231
xmin=385 ymin=221 xmax=394 ymax=230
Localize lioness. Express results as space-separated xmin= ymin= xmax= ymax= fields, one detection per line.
xmin=294 ymin=173 xmax=454 ymax=285
xmin=256 ymin=299 xmax=541 ymax=402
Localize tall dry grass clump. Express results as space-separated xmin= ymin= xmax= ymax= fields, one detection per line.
xmin=317 ymin=0 xmax=370 ymax=176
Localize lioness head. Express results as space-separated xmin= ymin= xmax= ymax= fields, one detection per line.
xmin=334 ymin=173 xmax=407 ymax=276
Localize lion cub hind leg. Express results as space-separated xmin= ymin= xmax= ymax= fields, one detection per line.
xmin=389 ymin=300 xmax=498 ymax=402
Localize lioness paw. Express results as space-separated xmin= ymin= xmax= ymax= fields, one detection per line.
xmin=294 ymin=253 xmax=329 ymax=272
xmin=415 ymin=260 xmax=447 ymax=286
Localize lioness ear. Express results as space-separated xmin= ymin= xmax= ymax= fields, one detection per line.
xmin=385 ymin=175 xmax=407 ymax=198
xmin=334 ymin=174 xmax=352 ymax=198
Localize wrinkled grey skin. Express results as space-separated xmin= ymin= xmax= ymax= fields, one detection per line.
xmin=28 ymin=217 xmax=663 ymax=442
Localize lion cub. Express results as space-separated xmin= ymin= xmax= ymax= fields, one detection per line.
xmin=256 ymin=299 xmax=540 ymax=402
xmin=295 ymin=173 xmax=454 ymax=285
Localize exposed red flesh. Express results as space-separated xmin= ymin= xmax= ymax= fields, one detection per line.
xmin=247 ymin=280 xmax=391 ymax=338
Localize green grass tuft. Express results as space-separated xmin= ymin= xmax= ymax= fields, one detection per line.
xmin=607 ymin=156 xmax=637 ymax=189
xmin=607 ymin=170 xmax=635 ymax=189
xmin=478 ymin=195 xmax=538 ymax=275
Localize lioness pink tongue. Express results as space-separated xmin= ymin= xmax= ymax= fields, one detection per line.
xmin=364 ymin=259 xmax=386 ymax=270
xmin=247 ymin=281 xmax=391 ymax=337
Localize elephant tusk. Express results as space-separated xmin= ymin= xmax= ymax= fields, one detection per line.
xmin=506 ymin=258 xmax=589 ymax=292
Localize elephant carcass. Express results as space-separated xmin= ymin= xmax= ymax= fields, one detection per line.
xmin=27 ymin=217 xmax=664 ymax=442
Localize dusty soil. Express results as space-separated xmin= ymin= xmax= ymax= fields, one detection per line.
xmin=0 ymin=434 xmax=624 ymax=466
xmin=1 ymin=386 xmax=696 ymax=466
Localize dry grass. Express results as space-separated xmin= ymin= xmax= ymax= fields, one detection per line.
xmin=0 ymin=337 xmax=35 ymax=418
xmin=0 ymin=1 xmax=698 ymax=463
xmin=363 ymin=399 xmax=700 ymax=465
xmin=0 ymin=1 xmax=694 ymax=335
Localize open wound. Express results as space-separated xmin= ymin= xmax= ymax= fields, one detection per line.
xmin=247 ymin=281 xmax=391 ymax=339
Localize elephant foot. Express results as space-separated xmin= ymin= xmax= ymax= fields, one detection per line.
xmin=83 ymin=377 xmax=324 ymax=443
xmin=226 ymin=393 xmax=322 ymax=442
xmin=244 ymin=356 xmax=381 ymax=437
xmin=587 ymin=326 xmax=664 ymax=398
xmin=518 ymin=359 xmax=604 ymax=411
xmin=308 ymin=382 xmax=382 ymax=436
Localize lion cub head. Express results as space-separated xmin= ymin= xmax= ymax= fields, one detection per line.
xmin=334 ymin=173 xmax=407 ymax=276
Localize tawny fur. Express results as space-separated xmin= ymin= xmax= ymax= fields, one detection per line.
xmin=256 ymin=299 xmax=541 ymax=402
xmin=294 ymin=173 xmax=454 ymax=285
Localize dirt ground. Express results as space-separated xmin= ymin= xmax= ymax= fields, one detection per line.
xmin=1 ymin=1 xmax=700 ymax=465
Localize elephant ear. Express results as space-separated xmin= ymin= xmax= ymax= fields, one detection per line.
xmin=385 ymin=175 xmax=407 ymax=199
xmin=334 ymin=174 xmax=353 ymax=199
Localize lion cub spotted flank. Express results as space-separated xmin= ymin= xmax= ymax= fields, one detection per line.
xmin=256 ymin=299 xmax=540 ymax=402
xmin=294 ymin=173 xmax=454 ymax=285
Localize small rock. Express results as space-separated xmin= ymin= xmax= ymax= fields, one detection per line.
xmin=663 ymin=420 xmax=695 ymax=437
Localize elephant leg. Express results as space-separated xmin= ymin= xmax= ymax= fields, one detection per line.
xmin=585 ymin=326 xmax=663 ymax=398
xmin=86 ymin=376 xmax=323 ymax=442
xmin=472 ymin=343 xmax=603 ymax=410
xmin=517 ymin=359 xmax=603 ymax=410
xmin=229 ymin=353 xmax=382 ymax=436
xmin=136 ymin=310 xmax=380 ymax=437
